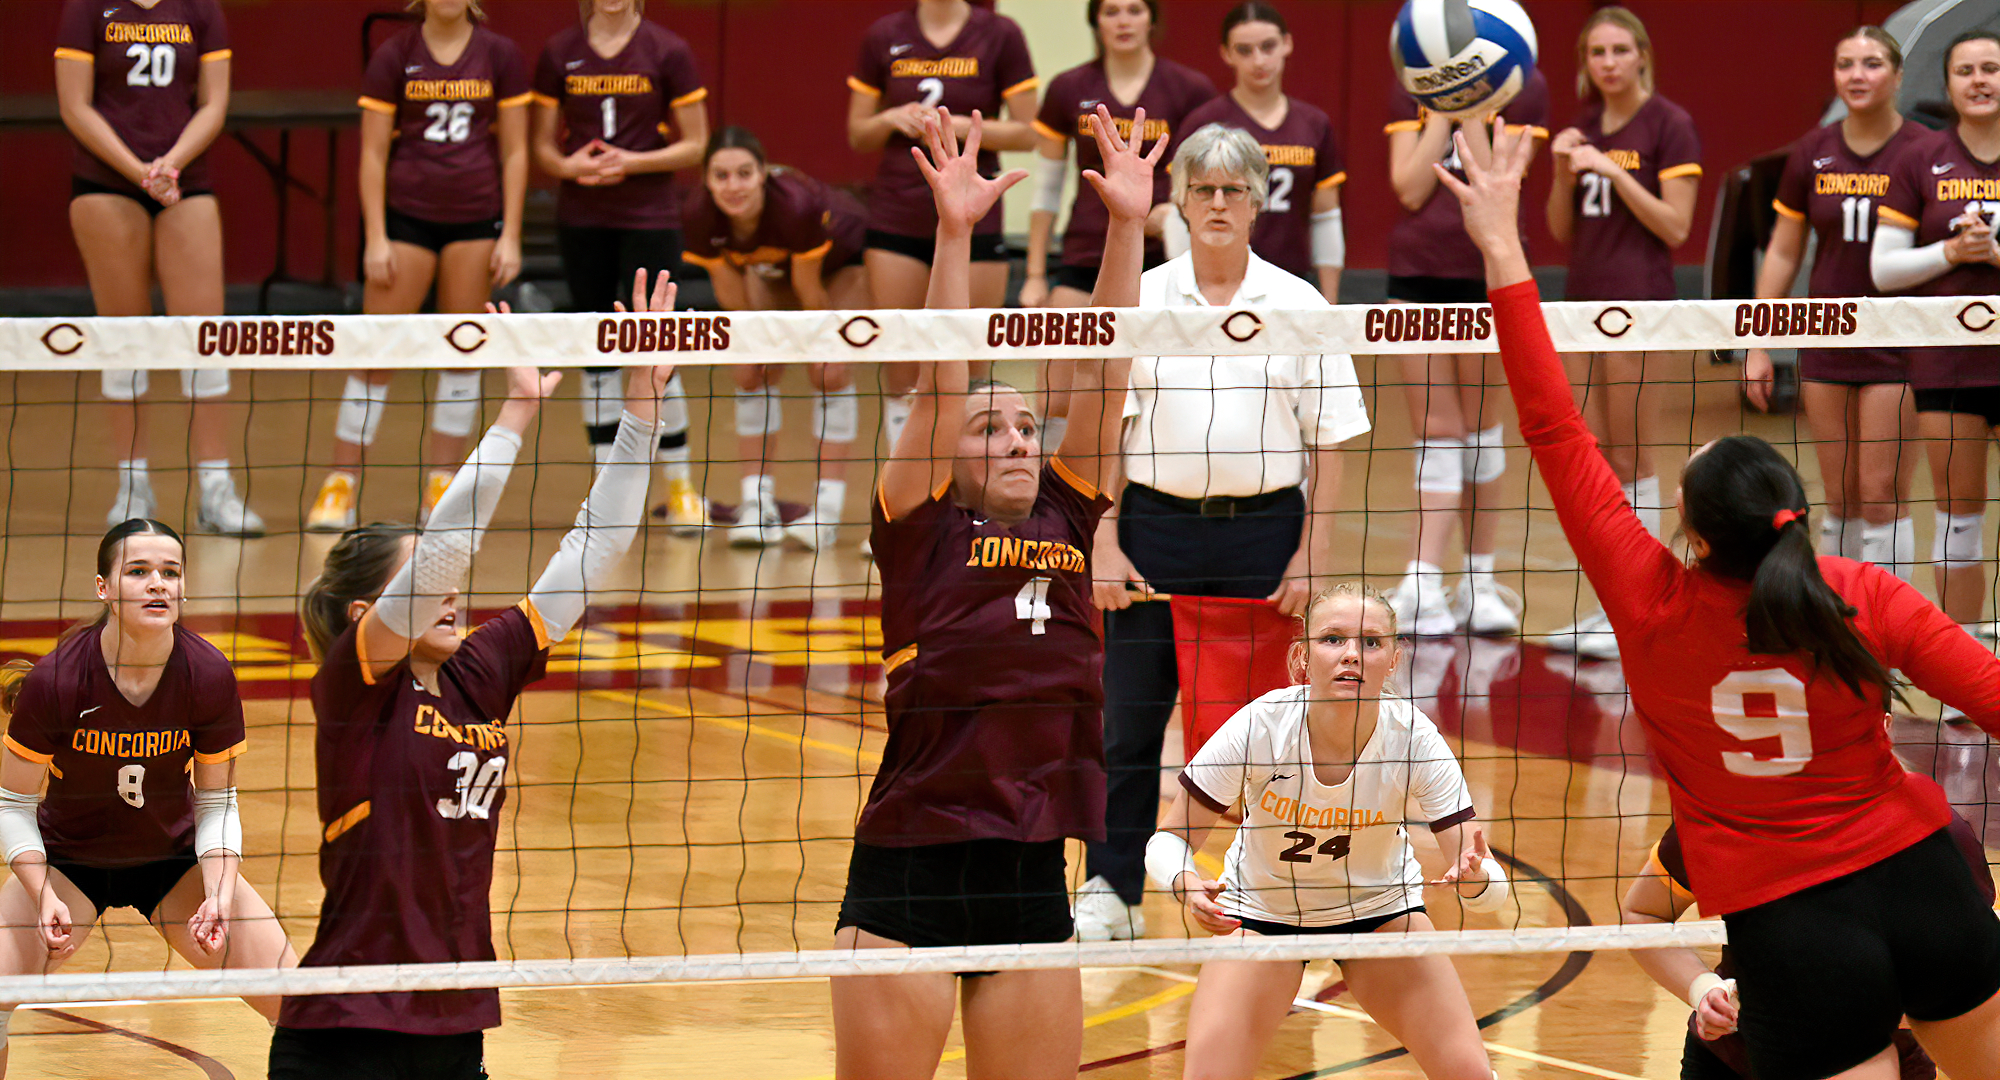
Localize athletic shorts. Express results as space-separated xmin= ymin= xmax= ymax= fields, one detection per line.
xmin=1237 ymin=907 xmax=1425 ymax=967
xmin=1385 ymin=275 xmax=1487 ymax=305
xmin=1913 ymin=386 xmax=2000 ymax=428
xmin=51 ymin=854 xmax=196 ymax=918
xmin=1799 ymin=345 xmax=1907 ymax=387
xmin=386 ymin=208 xmax=502 ymax=254
xmin=71 ymin=176 xmax=214 ymax=219
xmin=1721 ymin=827 xmax=2000 ymax=1080
xmin=1053 ymin=252 xmax=1166 ymax=296
xmin=836 ymin=837 xmax=1072 ymax=957
xmin=269 ymin=1027 xmax=487 ymax=1080
xmin=864 ymin=228 xmax=1010 ymax=266
xmin=557 ymin=225 xmax=682 ymax=316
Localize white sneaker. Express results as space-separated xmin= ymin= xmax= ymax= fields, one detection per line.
xmin=728 ymin=497 xmax=783 ymax=548
xmin=1546 ymin=610 xmax=1619 ymax=660
xmin=784 ymin=510 xmax=838 ymax=552
xmin=1387 ymin=572 xmax=1456 ymax=636
xmin=1451 ymin=578 xmax=1522 ymax=636
xmin=106 ymin=469 xmax=156 ymax=527
xmin=1072 ymin=875 xmax=1144 ymax=942
xmin=196 ymin=473 xmax=266 ymax=537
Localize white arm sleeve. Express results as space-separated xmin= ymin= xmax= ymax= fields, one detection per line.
xmin=1311 ymin=207 xmax=1345 ymax=268
xmin=374 ymin=424 xmax=523 ymax=638
xmin=0 ymin=787 xmax=44 ymax=864
xmin=528 ymin=410 xmax=659 ymax=643
xmin=193 ymin=786 xmax=242 ymax=858
xmin=1460 ymin=856 xmax=1510 ymax=913
xmin=1145 ymin=831 xmax=1198 ymax=895
xmin=1870 ymin=221 xmax=1955 ymax=292
xmin=1162 ymin=207 xmax=1191 ymax=259
xmin=1033 ymin=152 xmax=1068 ymax=215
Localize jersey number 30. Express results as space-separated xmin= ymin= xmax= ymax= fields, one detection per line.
xmin=1710 ymin=669 xmax=1813 ymax=776
xmin=438 ymin=752 xmax=506 ymax=819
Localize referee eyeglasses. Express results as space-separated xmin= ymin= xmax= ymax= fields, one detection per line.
xmin=1188 ymin=182 xmax=1252 ymax=205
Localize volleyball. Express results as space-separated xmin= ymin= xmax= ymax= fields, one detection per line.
xmin=1390 ymin=0 xmax=1539 ymax=120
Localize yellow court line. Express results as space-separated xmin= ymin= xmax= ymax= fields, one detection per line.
xmin=932 ymin=982 xmax=1197 ymax=1066
xmin=593 ymin=689 xmax=883 ymax=764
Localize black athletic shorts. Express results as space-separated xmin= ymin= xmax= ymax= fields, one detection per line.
xmin=386 ymin=208 xmax=503 ymax=254
xmin=1237 ymin=907 xmax=1425 ymax=967
xmin=1385 ymin=275 xmax=1488 ymax=304
xmin=865 ymin=228 xmax=1010 ymax=266
xmin=836 ymin=837 xmax=1072 ymax=960
xmin=1053 ymin=251 xmax=1166 ymax=296
xmin=558 ymin=225 xmax=683 ymax=315
xmin=71 ymin=175 xmax=214 ymax=218
xmin=270 ymin=1027 xmax=487 ymax=1080
xmin=1721 ymin=827 xmax=2000 ymax=1080
xmin=1913 ymin=386 xmax=2000 ymax=428
xmin=51 ymin=854 xmax=197 ymax=918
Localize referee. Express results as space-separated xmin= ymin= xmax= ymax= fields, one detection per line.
xmin=1076 ymin=123 xmax=1372 ymax=941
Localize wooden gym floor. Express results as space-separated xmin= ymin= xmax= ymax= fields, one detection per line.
xmin=0 ymin=356 xmax=1993 ymax=1078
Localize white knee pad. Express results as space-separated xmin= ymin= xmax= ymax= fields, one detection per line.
xmin=813 ymin=384 xmax=860 ymax=444
xmin=180 ymin=367 xmax=230 ymax=399
xmin=1414 ymin=438 xmax=1465 ymax=495
xmin=430 ymin=371 xmax=483 ymax=438
xmin=1934 ymin=511 xmax=1985 ymax=568
xmin=735 ymin=385 xmax=781 ymax=437
xmin=1465 ymin=424 xmax=1507 ymax=485
xmin=335 ymin=375 xmax=389 ymax=447
xmin=580 ymin=368 xmax=624 ymax=432
xmin=656 ymin=372 xmax=690 ymax=435
xmin=101 ymin=368 xmax=149 ymax=401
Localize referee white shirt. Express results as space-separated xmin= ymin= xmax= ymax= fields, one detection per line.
xmin=1125 ymin=251 xmax=1372 ymax=498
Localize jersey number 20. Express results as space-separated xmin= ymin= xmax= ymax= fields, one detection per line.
xmin=1710 ymin=668 xmax=1812 ymax=776
xmin=125 ymin=43 xmax=177 ymax=88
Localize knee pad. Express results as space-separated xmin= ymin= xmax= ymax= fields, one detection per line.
xmin=734 ymin=385 xmax=781 ymax=438
xmin=812 ymin=384 xmax=860 ymax=444
xmin=1464 ymin=424 xmax=1507 ymax=485
xmin=579 ymin=367 xmax=624 ymax=435
xmin=334 ymin=375 xmax=389 ymax=447
xmin=882 ymin=395 xmax=914 ymax=450
xmin=430 ymin=371 xmax=483 ymax=438
xmin=1413 ymin=438 xmax=1465 ymax=495
xmin=180 ymin=367 xmax=230 ymax=399
xmin=101 ymin=368 xmax=149 ymax=401
xmin=1934 ymin=511 xmax=1985 ymax=568
xmin=656 ymin=372 xmax=690 ymax=435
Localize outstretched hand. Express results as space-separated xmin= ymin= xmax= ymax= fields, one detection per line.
xmin=911 ymin=107 xmax=1027 ymax=235
xmin=1081 ymin=104 xmax=1166 ymax=225
xmin=1432 ymin=121 xmax=1536 ymax=255
xmin=615 ymin=268 xmax=681 ymax=412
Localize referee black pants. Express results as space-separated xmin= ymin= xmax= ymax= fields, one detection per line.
xmin=1086 ymin=483 xmax=1304 ymax=905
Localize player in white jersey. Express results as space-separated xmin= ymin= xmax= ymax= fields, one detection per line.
xmin=1147 ymin=583 xmax=1506 ymax=1079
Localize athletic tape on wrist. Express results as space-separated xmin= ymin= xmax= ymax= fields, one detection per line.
xmin=1687 ymin=971 xmax=1727 ymax=1008
xmin=193 ymin=786 xmax=242 ymax=857
xmin=1145 ymin=830 xmax=1199 ymax=897
xmin=0 ymin=788 xmax=45 ymax=864
xmin=1460 ymin=856 xmax=1510 ymax=913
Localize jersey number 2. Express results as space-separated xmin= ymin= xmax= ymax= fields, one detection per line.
xmin=1015 ymin=577 xmax=1052 ymax=635
xmin=1267 ymin=167 xmax=1295 ymax=213
xmin=125 ymin=43 xmax=177 ymax=88
xmin=1710 ymin=669 xmax=1813 ymax=776
xmin=918 ymin=78 xmax=945 ymax=109
xmin=438 ymin=752 xmax=506 ymax=819
xmin=1279 ymin=831 xmax=1351 ymax=864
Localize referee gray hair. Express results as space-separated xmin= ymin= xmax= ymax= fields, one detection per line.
xmin=1171 ymin=123 xmax=1270 ymax=210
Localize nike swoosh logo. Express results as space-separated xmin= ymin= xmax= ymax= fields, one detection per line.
xmin=79 ymin=706 xmax=101 ymax=717
xmin=1952 ymin=523 xmax=1978 ymax=533
xmin=890 ymin=43 xmax=913 ymax=55
xmin=1813 ymin=157 xmax=1835 ymax=169
xmin=1935 ymin=163 xmax=1956 ymax=175
xmin=1270 ymin=773 xmax=1294 ymax=780
xmin=566 ymin=60 xmax=585 ymax=70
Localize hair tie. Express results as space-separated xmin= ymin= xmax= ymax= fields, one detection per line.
xmin=1772 ymin=509 xmax=1802 ymax=530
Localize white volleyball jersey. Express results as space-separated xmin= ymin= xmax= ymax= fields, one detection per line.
xmin=1179 ymin=685 xmax=1475 ymax=927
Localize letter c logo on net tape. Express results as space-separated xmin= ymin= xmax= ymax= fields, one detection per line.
xmin=1222 ymin=310 xmax=1265 ymax=343
xmin=1958 ymin=301 xmax=1995 ymax=333
xmin=1593 ymin=306 xmax=1634 ymax=338
xmin=41 ymin=323 xmax=86 ymax=356
xmin=446 ymin=320 xmax=489 ymax=354
xmin=840 ymin=315 xmax=881 ymax=348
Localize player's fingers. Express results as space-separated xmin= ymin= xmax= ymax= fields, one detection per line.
xmin=991 ymin=169 xmax=1029 ymax=197
xmin=1432 ymin=162 xmax=1473 ymax=200
xmin=1144 ymin=127 xmax=1169 ymax=164
xmin=911 ymin=145 xmax=941 ymax=185
xmin=649 ymin=269 xmax=675 ymax=312
xmin=963 ymin=109 xmax=984 ymax=159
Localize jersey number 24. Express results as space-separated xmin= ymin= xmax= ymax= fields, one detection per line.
xmin=1710 ymin=668 xmax=1812 ymax=776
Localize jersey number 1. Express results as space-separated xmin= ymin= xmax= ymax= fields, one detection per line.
xmin=1710 ymin=669 xmax=1813 ymax=776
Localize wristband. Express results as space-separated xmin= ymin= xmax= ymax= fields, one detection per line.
xmin=1687 ymin=971 xmax=1727 ymax=1008
xmin=1145 ymin=830 xmax=1198 ymax=897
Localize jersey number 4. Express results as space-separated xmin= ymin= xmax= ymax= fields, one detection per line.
xmin=437 ymin=752 xmax=506 ymax=819
xmin=1710 ymin=669 xmax=1813 ymax=776
xmin=1015 ymin=577 xmax=1053 ymax=635
xmin=1279 ymin=830 xmax=1352 ymax=864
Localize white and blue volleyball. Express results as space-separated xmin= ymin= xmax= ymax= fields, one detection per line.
xmin=1391 ymin=0 xmax=1539 ymax=120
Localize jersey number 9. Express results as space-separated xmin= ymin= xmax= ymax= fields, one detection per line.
xmin=1710 ymin=668 xmax=1813 ymax=777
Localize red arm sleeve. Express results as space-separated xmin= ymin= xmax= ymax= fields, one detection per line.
xmin=1866 ymin=566 xmax=2000 ymax=736
xmin=1490 ymin=281 xmax=1682 ymax=628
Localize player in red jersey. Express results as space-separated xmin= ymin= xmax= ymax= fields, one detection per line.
xmin=1545 ymin=6 xmax=1702 ymax=659
xmin=272 ymin=276 xmax=676 ymax=1080
xmin=1872 ymin=30 xmax=2000 ymax=643
xmin=532 ymin=0 xmax=709 ymax=535
xmin=307 ymin=0 xmax=532 ymax=535
xmin=0 ymin=518 xmax=296 ymax=1077
xmin=831 ymin=105 xmax=1158 ymax=1080
xmin=1746 ymin=29 xmax=1927 ymax=589
xmin=55 ymin=0 xmax=261 ymax=536
xmin=1442 ymin=117 xmax=2000 ymax=1080
xmin=682 ymin=127 xmax=871 ymax=552
xmin=1383 ymin=69 xmax=1548 ymax=639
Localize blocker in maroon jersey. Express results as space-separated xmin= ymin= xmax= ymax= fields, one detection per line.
xmin=360 ymin=23 xmax=531 ymax=225
xmin=1878 ymin=124 xmax=2000 ymax=390
xmin=56 ymin=0 xmax=230 ymax=195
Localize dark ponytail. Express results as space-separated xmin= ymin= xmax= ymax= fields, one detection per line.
xmin=1681 ymin=436 xmax=1896 ymax=706
xmin=301 ymin=523 xmax=419 ymax=661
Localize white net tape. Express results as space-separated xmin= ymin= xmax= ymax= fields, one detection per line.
xmin=3 ymin=295 xmax=1992 ymax=369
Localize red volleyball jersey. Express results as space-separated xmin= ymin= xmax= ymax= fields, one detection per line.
xmin=278 ymin=602 xmax=549 ymax=1035
xmin=55 ymin=0 xmax=230 ymax=192
xmin=1383 ymin=71 xmax=1549 ymax=281
xmin=862 ymin=461 xmax=1113 ymax=847
xmin=1038 ymin=58 xmax=1217 ymax=269
xmin=681 ymin=168 xmax=866 ymax=276
xmin=360 ymin=24 xmax=532 ymax=225
xmin=850 ymin=4 xmax=1036 ymax=239
xmin=532 ymin=20 xmax=705 ymax=231
xmin=1177 ymin=94 xmax=1345 ymax=283
xmin=1878 ymin=124 xmax=2000 ymax=390
xmin=1562 ymin=94 xmax=1702 ymax=301
xmin=4 ymin=623 xmax=246 ymax=868
xmin=1492 ymin=280 xmax=2000 ymax=915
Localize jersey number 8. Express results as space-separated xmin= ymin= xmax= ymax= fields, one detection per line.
xmin=117 ymin=763 xmax=145 ymax=809
xmin=1710 ymin=668 xmax=1813 ymax=777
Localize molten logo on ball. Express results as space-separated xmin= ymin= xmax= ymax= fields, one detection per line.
xmin=1390 ymin=0 xmax=1538 ymax=121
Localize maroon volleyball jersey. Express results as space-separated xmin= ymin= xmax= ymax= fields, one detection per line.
xmin=1773 ymin=121 xmax=1934 ymax=384
xmin=1878 ymin=125 xmax=2000 ymax=389
xmin=1383 ymin=70 xmax=1549 ymax=280
xmin=279 ymin=602 xmax=549 ymax=1035
xmin=1178 ymin=94 xmax=1345 ymax=282
xmin=1039 ymin=58 xmax=1218 ymax=268
xmin=532 ymin=20 xmax=705 ymax=231
xmin=681 ymin=168 xmax=866 ymax=276
xmin=4 ymin=623 xmax=245 ymax=868
xmin=1562 ymin=94 xmax=1702 ymax=301
xmin=850 ymin=4 xmax=1036 ymax=239
xmin=55 ymin=0 xmax=230 ymax=192
xmin=862 ymin=461 xmax=1113 ymax=847
xmin=361 ymin=24 xmax=531 ymax=225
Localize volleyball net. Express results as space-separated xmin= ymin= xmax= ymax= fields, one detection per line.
xmin=0 ymin=294 xmax=1988 ymax=1010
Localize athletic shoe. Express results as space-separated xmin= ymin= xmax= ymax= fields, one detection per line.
xmin=784 ymin=509 xmax=839 ymax=552
xmin=1451 ymin=578 xmax=1522 ymax=636
xmin=420 ymin=469 xmax=453 ymax=522
xmin=195 ymin=473 xmax=266 ymax=538
xmin=305 ymin=472 xmax=358 ymax=533
xmin=660 ymin=479 xmax=707 ymax=538
xmin=1546 ymin=610 xmax=1619 ymax=660
xmin=106 ymin=469 xmax=156 ymax=528
xmin=1072 ymin=875 xmax=1144 ymax=942
xmin=1387 ymin=572 xmax=1456 ymax=636
xmin=728 ymin=497 xmax=783 ymax=548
